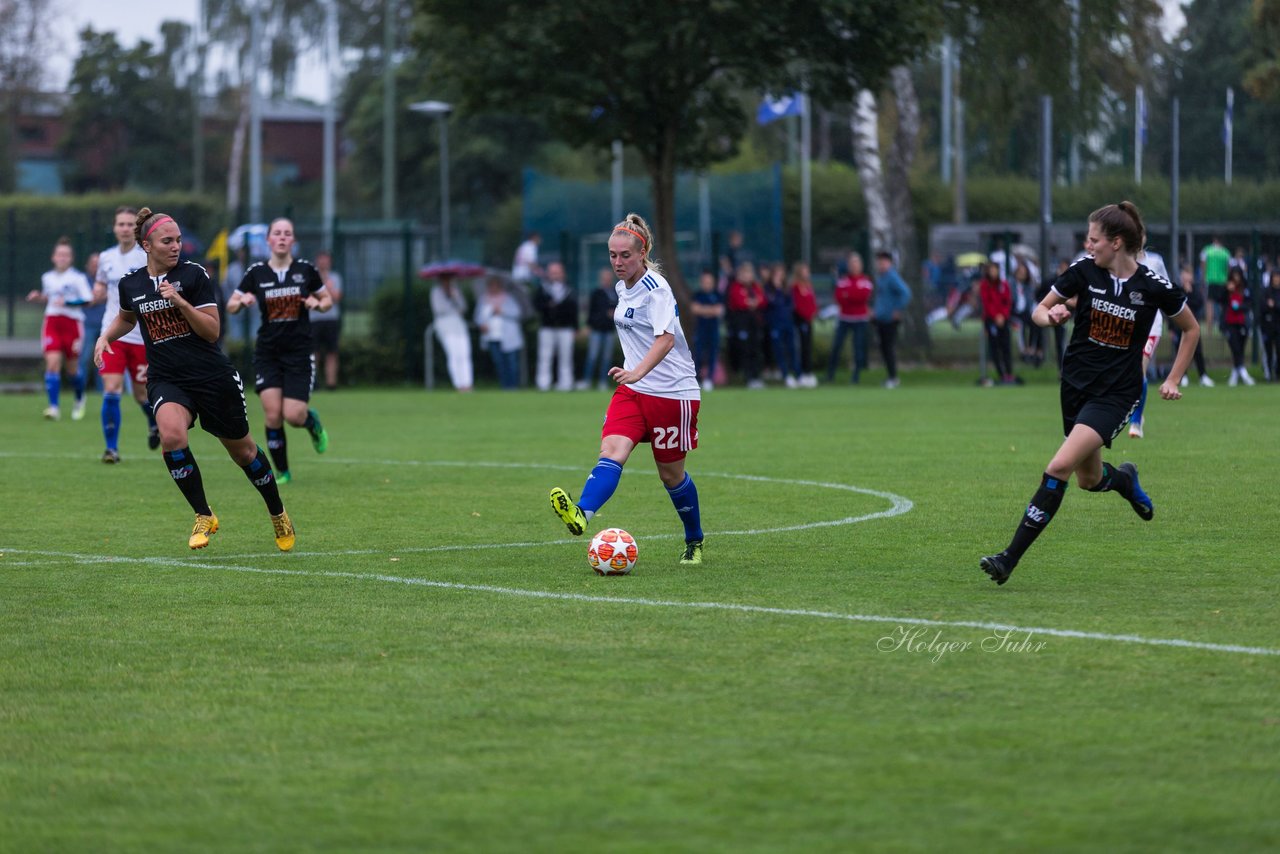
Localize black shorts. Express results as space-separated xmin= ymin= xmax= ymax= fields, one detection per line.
xmin=312 ymin=319 xmax=341 ymax=355
xmin=1207 ymin=283 xmax=1226 ymax=306
xmin=253 ymin=348 xmax=315 ymax=401
xmin=149 ymin=370 xmax=250 ymax=441
xmin=1060 ymin=384 xmax=1140 ymax=448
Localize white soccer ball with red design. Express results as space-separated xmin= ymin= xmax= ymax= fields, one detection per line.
xmin=587 ymin=528 xmax=638 ymax=575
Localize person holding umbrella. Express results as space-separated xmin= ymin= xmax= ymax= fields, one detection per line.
xmin=421 ymin=262 xmax=484 ymax=392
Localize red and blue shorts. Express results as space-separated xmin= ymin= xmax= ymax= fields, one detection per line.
xmin=100 ymin=340 xmax=149 ymax=384
xmin=602 ymin=384 xmax=699 ymax=463
xmin=42 ymin=315 xmax=83 ymax=360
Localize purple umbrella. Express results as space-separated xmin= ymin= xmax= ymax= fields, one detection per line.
xmin=419 ymin=261 xmax=487 ymax=279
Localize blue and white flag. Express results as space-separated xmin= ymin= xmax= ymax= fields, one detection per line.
xmin=1222 ymin=87 xmax=1233 ymax=144
xmin=757 ymin=93 xmax=804 ymax=125
xmin=1139 ymin=90 xmax=1148 ymax=145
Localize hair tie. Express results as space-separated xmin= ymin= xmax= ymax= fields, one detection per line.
xmin=143 ymin=216 xmax=174 ymax=239
xmin=614 ymin=225 xmax=647 ymax=250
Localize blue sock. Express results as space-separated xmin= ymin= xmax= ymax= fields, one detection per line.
xmin=578 ymin=458 xmax=624 ymax=518
xmin=1132 ymin=378 xmax=1147 ymax=425
xmin=102 ymin=392 xmax=122 ymax=450
xmin=72 ymin=371 xmax=85 ymax=402
xmin=666 ymin=473 xmax=703 ymax=542
xmin=44 ymin=372 xmax=60 ymax=407
xmin=139 ymin=400 xmax=156 ymax=428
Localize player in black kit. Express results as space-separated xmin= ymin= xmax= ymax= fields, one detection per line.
xmin=980 ymin=202 xmax=1200 ymax=585
xmin=227 ymin=218 xmax=332 ymax=483
xmin=94 ymin=208 xmax=295 ymax=551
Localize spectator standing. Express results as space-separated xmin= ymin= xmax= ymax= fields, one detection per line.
xmin=1223 ymin=267 xmax=1255 ymax=386
xmin=476 ymin=276 xmax=524 ymax=389
xmin=27 ymin=237 xmax=93 ymax=421
xmin=1199 ymin=235 xmax=1230 ymax=331
xmin=78 ymin=252 xmax=103 ymax=394
xmin=430 ymin=274 xmax=473 ymax=392
xmin=690 ymin=269 xmax=724 ymax=392
xmin=1260 ymin=270 xmax=1280 ymax=381
xmin=763 ymin=262 xmax=799 ymax=387
xmin=726 ymin=261 xmax=765 ymax=388
xmin=1039 ymin=259 xmax=1070 ymax=373
xmin=579 ymin=267 xmax=619 ymax=390
xmin=979 ymin=262 xmax=1017 ymax=385
xmin=827 ymin=252 xmax=874 ymax=383
xmin=872 ymin=251 xmax=912 ymax=388
xmin=1169 ymin=266 xmax=1213 ymax=388
xmin=533 ymin=261 xmax=578 ymax=391
xmin=1012 ymin=262 xmax=1042 ymax=367
xmin=511 ymin=231 xmax=542 ymax=286
xmin=310 ymin=251 xmax=343 ymax=391
xmin=790 ymin=261 xmax=818 ymax=387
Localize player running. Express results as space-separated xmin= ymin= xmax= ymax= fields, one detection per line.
xmin=980 ymin=202 xmax=1200 ymax=585
xmin=94 ymin=208 xmax=294 ymax=551
xmin=27 ymin=237 xmax=93 ymax=421
xmin=226 ymin=218 xmax=332 ymax=484
xmin=94 ymin=206 xmax=157 ymax=462
xmin=549 ymin=213 xmax=706 ymax=565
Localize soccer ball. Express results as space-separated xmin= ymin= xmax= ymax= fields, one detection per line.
xmin=588 ymin=528 xmax=638 ymax=575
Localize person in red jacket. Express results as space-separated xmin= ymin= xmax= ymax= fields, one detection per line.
xmin=1223 ymin=267 xmax=1255 ymax=386
xmin=827 ymin=252 xmax=874 ymax=383
xmin=979 ymin=261 xmax=1019 ymax=385
xmin=790 ymin=261 xmax=819 ymax=387
xmin=726 ymin=261 xmax=766 ymax=387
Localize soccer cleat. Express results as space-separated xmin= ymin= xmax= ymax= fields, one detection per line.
xmin=189 ymin=512 xmax=219 ymax=549
xmin=680 ymin=539 xmax=704 ymax=565
xmin=43 ymin=405 xmax=60 ymax=421
xmin=1128 ymin=419 xmax=1144 ymax=439
xmin=550 ymin=487 xmax=586 ymax=536
xmin=271 ymin=510 xmax=295 ymax=551
xmin=101 ymin=448 xmax=120 ymax=464
xmin=307 ymin=409 xmax=329 ymax=453
xmin=277 ymin=470 xmax=292 ymax=485
xmin=980 ymin=552 xmax=1015 ymax=585
xmin=148 ymin=425 xmax=161 ymax=450
xmin=1118 ymin=462 xmax=1154 ymax=521
xmin=71 ymin=399 xmax=86 ymax=421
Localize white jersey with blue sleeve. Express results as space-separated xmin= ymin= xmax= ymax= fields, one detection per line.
xmin=614 ymin=269 xmax=700 ymax=401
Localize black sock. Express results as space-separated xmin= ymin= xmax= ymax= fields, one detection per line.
xmin=163 ymin=448 xmax=212 ymax=516
xmin=1087 ymin=462 xmax=1133 ymax=499
xmin=1004 ymin=472 xmax=1068 ymax=565
xmin=241 ymin=447 xmax=284 ymax=516
xmin=266 ymin=427 xmax=288 ymax=473
xmin=303 ymin=410 xmax=317 ymax=433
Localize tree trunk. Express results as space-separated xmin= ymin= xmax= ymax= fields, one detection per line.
xmin=226 ymin=84 xmax=250 ymax=218
xmin=851 ymin=89 xmax=892 ymax=255
xmin=644 ymin=125 xmax=692 ymax=319
xmin=886 ymin=65 xmax=929 ymax=348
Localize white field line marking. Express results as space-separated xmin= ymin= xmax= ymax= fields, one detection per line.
xmin=4 ymin=549 xmax=1280 ymax=658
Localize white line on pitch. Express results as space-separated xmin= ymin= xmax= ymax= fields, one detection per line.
xmin=5 ymin=548 xmax=1278 ymax=658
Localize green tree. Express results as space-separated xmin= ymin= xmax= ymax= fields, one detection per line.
xmin=0 ymin=0 xmax=55 ymax=192
xmin=60 ymin=27 xmax=197 ymax=192
xmin=413 ymin=0 xmax=936 ymax=300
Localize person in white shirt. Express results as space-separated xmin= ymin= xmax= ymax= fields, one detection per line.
xmin=430 ymin=274 xmax=473 ymax=391
xmin=1128 ymin=247 xmax=1170 ymax=439
xmin=511 ymin=232 xmax=542 ymax=285
xmin=27 ymin=237 xmax=93 ymax=421
xmin=549 ymin=213 xmax=706 ymax=565
xmin=475 ymin=277 xmax=524 ymax=388
xmin=93 ymin=206 xmax=156 ymax=462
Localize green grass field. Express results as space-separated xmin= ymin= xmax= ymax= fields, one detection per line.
xmin=2 ymin=373 xmax=1278 ymax=852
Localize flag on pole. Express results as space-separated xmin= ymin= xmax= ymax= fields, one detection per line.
xmin=1223 ymin=87 xmax=1233 ymax=144
xmin=1139 ymin=88 xmax=1148 ymax=145
xmin=757 ymin=93 xmax=804 ymax=125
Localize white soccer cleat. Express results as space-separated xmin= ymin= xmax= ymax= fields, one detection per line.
xmin=71 ymin=399 xmax=86 ymax=421
xmin=43 ymin=405 xmax=60 ymax=421
xmin=1128 ymin=420 xmax=1144 ymax=439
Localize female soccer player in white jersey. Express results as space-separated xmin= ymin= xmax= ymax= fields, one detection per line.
xmin=550 ymin=213 xmax=705 ymax=564
xmin=27 ymin=237 xmax=93 ymax=421
xmin=980 ymin=202 xmax=1200 ymax=585
xmin=95 ymin=208 xmax=295 ymax=552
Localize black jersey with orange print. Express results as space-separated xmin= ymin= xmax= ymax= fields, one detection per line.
xmin=236 ymin=259 xmax=325 ymax=354
xmin=116 ymin=261 xmax=233 ymax=385
xmin=1051 ymin=257 xmax=1187 ymax=397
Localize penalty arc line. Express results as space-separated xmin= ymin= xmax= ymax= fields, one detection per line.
xmin=5 ymin=549 xmax=1280 ymax=658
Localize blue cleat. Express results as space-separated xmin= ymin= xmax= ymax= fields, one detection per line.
xmin=1119 ymin=462 xmax=1153 ymax=521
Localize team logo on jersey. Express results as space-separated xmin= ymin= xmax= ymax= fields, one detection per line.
xmin=624 ymin=307 xmax=635 ymax=318
xmin=292 ymin=273 xmax=306 ymax=283
xmin=1129 ymin=291 xmax=1145 ymax=305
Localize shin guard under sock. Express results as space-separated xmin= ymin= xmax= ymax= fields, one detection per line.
xmin=1004 ymin=472 xmax=1067 ymax=565
xmin=163 ymin=448 xmax=212 ymax=516
xmin=241 ymin=447 xmax=284 ymax=515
